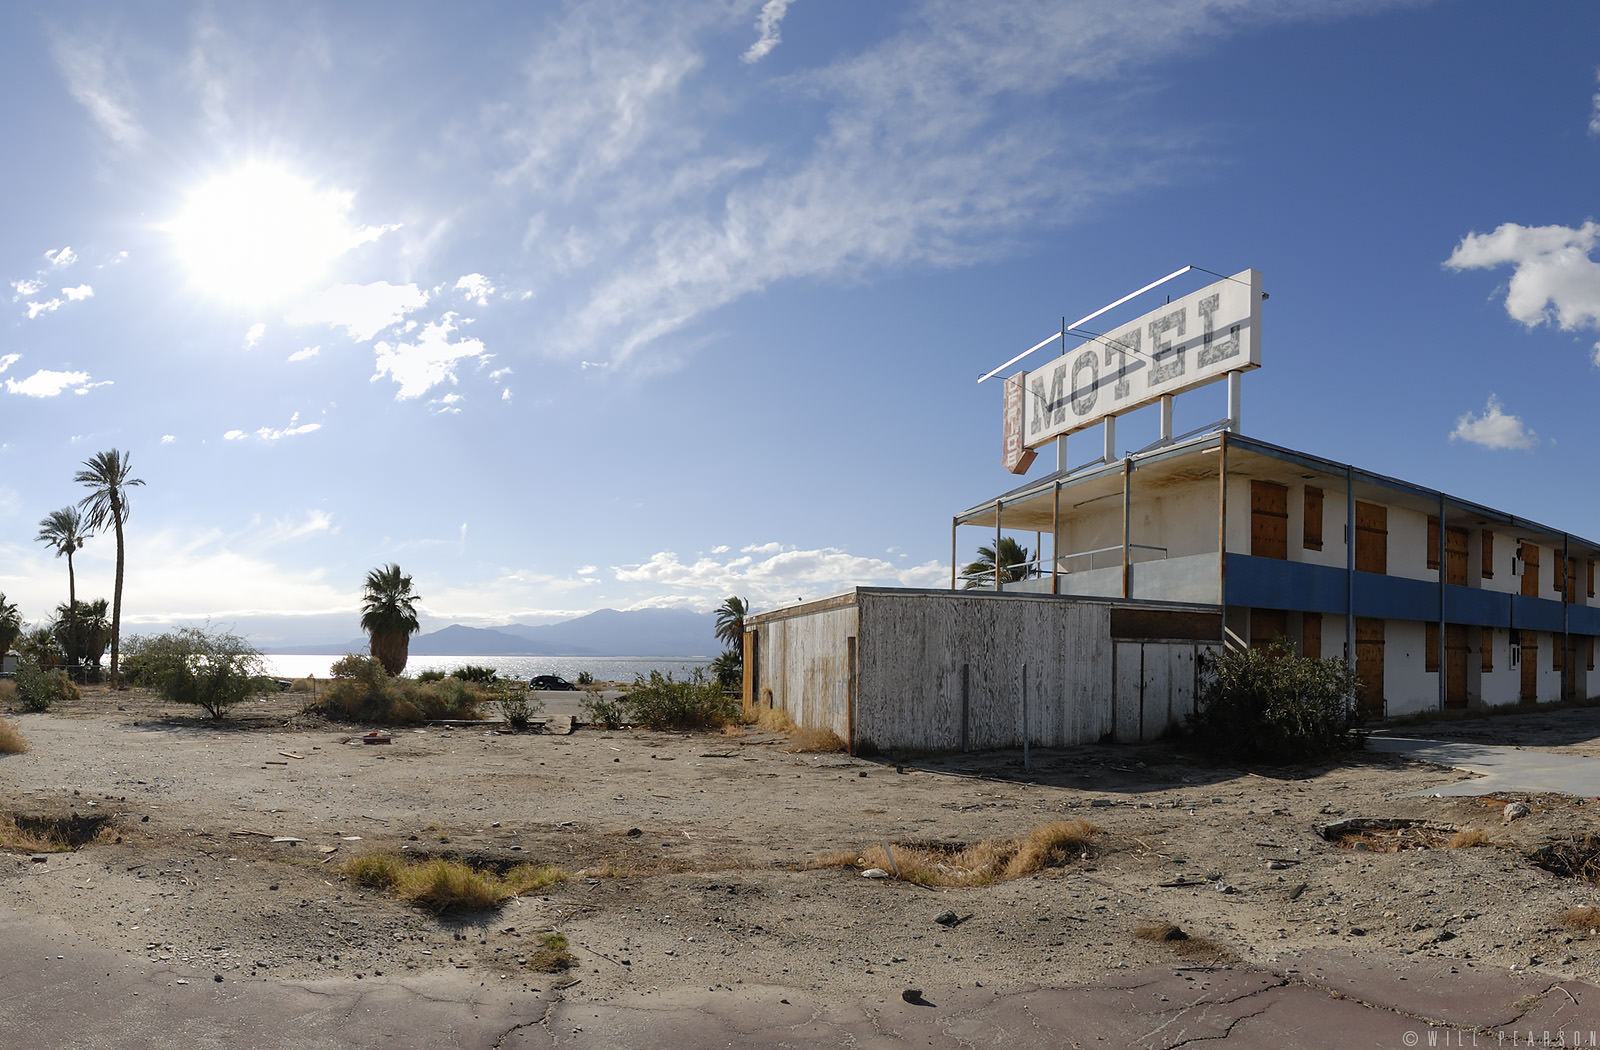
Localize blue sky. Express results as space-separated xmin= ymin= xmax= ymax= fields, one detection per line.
xmin=2 ymin=0 xmax=1599 ymax=646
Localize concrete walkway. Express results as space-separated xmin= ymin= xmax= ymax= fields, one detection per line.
xmin=1369 ymin=736 xmax=1600 ymax=797
xmin=6 ymin=912 xmax=1597 ymax=1049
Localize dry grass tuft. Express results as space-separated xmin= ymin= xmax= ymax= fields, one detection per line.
xmin=397 ymin=858 xmax=508 ymax=912
xmin=528 ymin=932 xmax=575 ymax=972
xmin=786 ymin=726 xmax=847 ymax=753
xmin=1559 ymin=906 xmax=1600 ymax=933
xmin=0 ymin=681 xmax=16 ymax=707
xmin=288 ymin=677 xmax=319 ymax=693
xmin=0 ymin=718 xmax=29 ymax=755
xmin=345 ymin=853 xmax=403 ymax=890
xmin=742 ymin=706 xmax=795 ymax=733
xmin=1447 ymin=828 xmax=1491 ymax=849
xmin=827 ymin=820 xmax=1100 ymax=887
xmin=0 ymin=814 xmax=66 ymax=852
xmin=504 ymin=863 xmax=567 ymax=894
xmin=0 ymin=812 xmax=115 ymax=853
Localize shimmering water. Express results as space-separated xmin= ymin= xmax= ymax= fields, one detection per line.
xmin=261 ymin=653 xmax=712 ymax=683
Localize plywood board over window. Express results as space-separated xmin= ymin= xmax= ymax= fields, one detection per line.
xmin=1521 ymin=543 xmax=1540 ymax=599
xmin=1250 ymin=608 xmax=1287 ymax=649
xmin=1355 ymin=617 xmax=1385 ymax=719
xmin=1303 ymin=487 xmax=1323 ymax=551
xmin=1427 ymin=516 xmax=1440 ymax=570
xmin=1481 ymin=627 xmax=1494 ymax=673
xmin=1520 ymin=632 xmax=1538 ymax=704
xmin=1446 ymin=624 xmax=1468 ymax=709
xmin=1445 ymin=526 xmax=1468 ymax=586
xmin=1425 ymin=621 xmax=1440 ymax=673
xmin=1302 ymin=613 xmax=1321 ymax=661
xmin=1250 ymin=480 xmax=1288 ymax=560
xmin=1481 ymin=530 xmax=1494 ymax=580
xmin=1355 ymin=502 xmax=1387 ymax=574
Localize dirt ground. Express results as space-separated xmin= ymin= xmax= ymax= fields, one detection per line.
xmin=5 ymin=685 xmax=1600 ymax=1011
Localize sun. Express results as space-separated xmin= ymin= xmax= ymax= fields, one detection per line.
xmin=166 ymin=162 xmax=382 ymax=306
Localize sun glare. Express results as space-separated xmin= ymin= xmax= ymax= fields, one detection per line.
xmin=167 ymin=162 xmax=382 ymax=306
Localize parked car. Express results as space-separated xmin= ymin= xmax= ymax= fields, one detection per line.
xmin=529 ymin=674 xmax=577 ymax=691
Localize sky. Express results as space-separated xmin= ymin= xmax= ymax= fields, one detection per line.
xmin=3 ymin=0 xmax=1600 ymax=647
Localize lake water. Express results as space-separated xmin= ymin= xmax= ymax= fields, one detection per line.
xmin=261 ymin=654 xmax=715 ymax=683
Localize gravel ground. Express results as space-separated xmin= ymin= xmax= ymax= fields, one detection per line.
xmin=5 ymin=685 xmax=1600 ymax=1010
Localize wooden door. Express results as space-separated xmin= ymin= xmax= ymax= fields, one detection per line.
xmin=1520 ymin=632 xmax=1538 ymax=704
xmin=1251 ymin=608 xmax=1287 ymax=649
xmin=1355 ymin=502 xmax=1387 ymax=574
xmin=1445 ymin=624 xmax=1468 ymax=709
xmin=1302 ymin=612 xmax=1322 ymax=661
xmin=1445 ymin=527 xmax=1469 ymax=586
xmin=1355 ymin=617 xmax=1385 ymax=719
xmin=1521 ymin=544 xmax=1540 ymax=598
xmin=1250 ymin=481 xmax=1288 ymax=560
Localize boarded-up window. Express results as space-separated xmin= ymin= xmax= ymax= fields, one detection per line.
xmin=1355 ymin=618 xmax=1385 ymax=719
xmin=1426 ymin=516 xmax=1440 ymax=570
xmin=1302 ymin=613 xmax=1321 ymax=661
xmin=1445 ymin=527 xmax=1468 ymax=586
xmin=1355 ymin=502 xmax=1387 ymax=574
xmin=1554 ymin=636 xmax=1565 ymax=672
xmin=1303 ymin=487 xmax=1323 ymax=551
xmin=1481 ymin=628 xmax=1494 ymax=673
xmin=1250 ymin=481 xmax=1288 ymax=560
xmin=1425 ymin=621 xmax=1439 ymax=673
xmin=1555 ymin=552 xmax=1566 ymax=594
xmin=1251 ymin=608 xmax=1287 ymax=649
xmin=1481 ymin=530 xmax=1494 ymax=580
xmin=1520 ymin=543 xmax=1540 ymax=598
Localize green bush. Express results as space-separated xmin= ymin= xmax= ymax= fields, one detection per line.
xmin=580 ymin=687 xmax=627 ymax=729
xmin=575 ymin=671 xmax=594 ymax=686
xmin=451 ymin=665 xmax=498 ymax=683
xmin=330 ymin=654 xmax=383 ymax=679
xmin=498 ymin=692 xmax=544 ymax=732
xmin=12 ymin=655 xmax=78 ymax=712
xmin=122 ymin=628 xmax=269 ymax=719
xmin=415 ymin=669 xmax=447 ymax=683
xmin=1187 ymin=641 xmax=1362 ymax=762
xmin=320 ymin=662 xmax=484 ymax=725
xmin=620 ymin=668 xmax=739 ymax=731
xmin=710 ymin=649 xmax=742 ymax=691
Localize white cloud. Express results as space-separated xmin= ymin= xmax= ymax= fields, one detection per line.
xmin=711 ymin=545 xmax=730 ymax=554
xmin=224 ymin=412 xmax=322 ymax=442
xmin=288 ymin=346 xmax=321 ymax=362
xmin=489 ymin=366 xmax=512 ymax=380
xmin=371 ymin=313 xmax=489 ymax=400
xmin=5 ymin=369 xmax=104 ymax=398
xmin=613 ymin=542 xmax=944 ymax=608
xmin=454 ymin=273 xmax=496 ymax=306
xmin=52 ymin=39 xmax=143 ymax=147
xmin=577 ymin=565 xmax=597 ymax=576
xmin=429 ymin=392 xmax=464 ymax=415
xmin=61 ymin=284 xmax=93 ymax=301
xmin=161 ymin=434 xmax=176 ymax=444
xmin=741 ymin=0 xmax=793 ymax=64
xmin=26 ymin=299 xmax=62 ymax=319
xmin=11 ymin=278 xmax=44 ymax=299
xmin=0 ymin=353 xmax=18 ymax=374
xmin=1591 ymin=69 xmax=1600 ymax=136
xmin=223 ymin=429 xmax=246 ymax=441
xmin=45 ymin=246 xmax=78 ymax=268
xmin=1450 ymin=394 xmax=1537 ymax=450
xmin=1445 ymin=222 xmax=1600 ymax=341
xmin=244 ymin=321 xmax=266 ymax=347
xmin=285 ymin=281 xmax=428 ymax=342
xmin=264 ymin=509 xmax=334 ymax=544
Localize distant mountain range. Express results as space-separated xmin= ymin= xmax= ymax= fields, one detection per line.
xmin=272 ymin=607 xmax=721 ymax=657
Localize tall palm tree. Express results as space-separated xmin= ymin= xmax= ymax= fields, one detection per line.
xmin=361 ymin=563 xmax=422 ymax=676
xmin=959 ymin=537 xmax=1032 ymax=589
xmin=75 ymin=449 xmax=144 ymax=685
xmin=36 ymin=507 xmax=90 ymax=670
xmin=713 ymin=595 xmax=748 ymax=652
xmin=0 ymin=592 xmax=21 ymax=667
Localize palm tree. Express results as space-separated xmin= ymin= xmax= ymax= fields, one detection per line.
xmin=959 ymin=537 xmax=1032 ymax=589
xmin=713 ymin=596 xmax=748 ymax=652
xmin=0 ymin=593 xmax=21 ymax=667
xmin=36 ymin=507 xmax=90 ymax=670
xmin=75 ymin=449 xmax=144 ymax=685
xmin=361 ymin=563 xmax=422 ymax=676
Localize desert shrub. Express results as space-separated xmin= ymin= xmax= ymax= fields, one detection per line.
xmin=397 ymin=858 xmax=507 ymax=912
xmin=0 ymin=682 xmax=15 ymax=707
xmin=12 ymin=655 xmax=77 ymax=712
xmin=415 ymin=669 xmax=446 ymax=683
xmin=621 ymin=668 xmax=739 ymax=730
xmin=346 ymin=853 xmax=403 ymax=890
xmin=0 ymin=717 xmax=29 ymax=754
xmin=321 ymin=667 xmax=484 ymax=725
xmin=498 ymin=692 xmax=544 ymax=732
xmin=330 ymin=653 xmax=383 ymax=679
xmin=1186 ymin=641 xmax=1361 ymax=763
xmin=451 ymin=665 xmax=498 ymax=683
xmin=122 ymin=628 xmax=268 ymax=719
xmin=575 ymin=671 xmax=594 ymax=686
xmin=580 ymin=687 xmax=628 ymax=729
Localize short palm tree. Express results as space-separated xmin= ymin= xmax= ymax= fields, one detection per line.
xmin=36 ymin=507 xmax=90 ymax=668
xmin=361 ymin=563 xmax=422 ymax=676
xmin=714 ymin=596 xmax=748 ymax=652
xmin=0 ymin=592 xmax=21 ymax=665
xmin=960 ymin=537 xmax=1032 ymax=589
xmin=75 ymin=449 xmax=144 ymax=685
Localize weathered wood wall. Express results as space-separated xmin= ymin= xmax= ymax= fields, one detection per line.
xmin=750 ymin=589 xmax=1218 ymax=753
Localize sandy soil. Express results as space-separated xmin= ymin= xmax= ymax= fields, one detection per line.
xmin=4 ymin=685 xmax=1600 ymax=1010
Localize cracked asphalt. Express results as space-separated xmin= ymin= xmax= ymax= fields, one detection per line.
xmin=8 ymin=910 xmax=1598 ymax=1048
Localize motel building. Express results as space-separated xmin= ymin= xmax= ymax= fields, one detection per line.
xmin=745 ymin=268 xmax=1600 ymax=754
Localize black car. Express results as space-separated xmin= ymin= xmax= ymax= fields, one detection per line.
xmin=529 ymin=674 xmax=577 ymax=691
